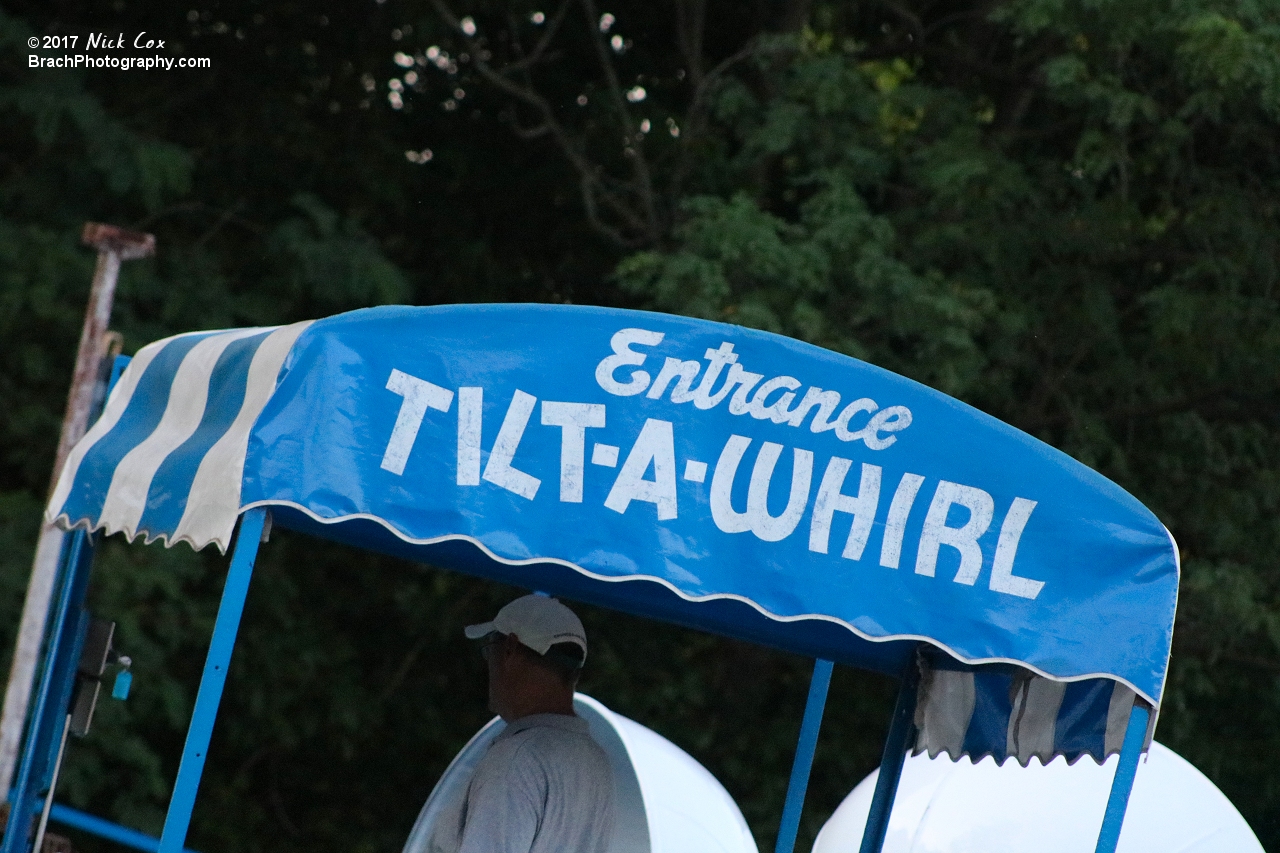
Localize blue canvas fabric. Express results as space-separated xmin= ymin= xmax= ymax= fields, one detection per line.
xmin=46 ymin=304 xmax=1178 ymax=762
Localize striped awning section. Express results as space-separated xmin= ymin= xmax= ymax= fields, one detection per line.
xmin=47 ymin=322 xmax=313 ymax=552
xmin=913 ymin=654 xmax=1151 ymax=765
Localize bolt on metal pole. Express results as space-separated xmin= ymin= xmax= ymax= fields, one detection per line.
xmin=0 ymin=223 xmax=153 ymax=797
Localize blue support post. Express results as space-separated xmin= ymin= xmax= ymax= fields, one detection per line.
xmin=858 ymin=649 xmax=921 ymax=853
xmin=1093 ymin=702 xmax=1150 ymax=853
xmin=1 ymin=354 xmax=128 ymax=853
xmin=1 ymin=532 xmax=96 ymax=853
xmin=50 ymin=802 xmax=201 ymax=853
xmin=773 ymin=658 xmax=834 ymax=853
xmin=37 ymin=610 xmax=89 ymax=792
xmin=157 ymin=509 xmax=266 ymax=853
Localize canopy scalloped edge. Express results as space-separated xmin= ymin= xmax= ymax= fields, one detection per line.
xmin=50 ymin=511 xmax=226 ymax=554
xmin=48 ymin=496 xmax=1172 ymax=712
xmin=912 ymin=742 xmax=1146 ymax=768
xmin=233 ymin=498 xmax=1165 ymax=710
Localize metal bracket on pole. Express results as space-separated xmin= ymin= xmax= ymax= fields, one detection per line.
xmin=1093 ymin=701 xmax=1150 ymax=853
xmin=0 ymin=223 xmax=153 ymax=797
xmin=158 ymin=509 xmax=267 ymax=853
xmin=858 ymin=647 xmax=921 ymax=853
xmin=773 ymin=658 xmax=834 ymax=853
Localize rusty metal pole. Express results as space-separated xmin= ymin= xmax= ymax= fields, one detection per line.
xmin=0 ymin=223 xmax=154 ymax=796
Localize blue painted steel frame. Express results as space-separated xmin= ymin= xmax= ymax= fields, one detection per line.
xmin=1 ymin=531 xmax=96 ymax=853
xmin=1094 ymin=702 xmax=1150 ymax=853
xmin=773 ymin=659 xmax=834 ymax=853
xmin=157 ymin=508 xmax=266 ymax=853
xmin=1 ymin=356 xmax=129 ymax=853
xmin=858 ymin=649 xmax=921 ymax=853
xmin=50 ymin=802 xmax=200 ymax=853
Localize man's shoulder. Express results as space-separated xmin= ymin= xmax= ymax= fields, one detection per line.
xmin=507 ymin=715 xmax=596 ymax=746
xmin=490 ymin=715 xmax=610 ymax=770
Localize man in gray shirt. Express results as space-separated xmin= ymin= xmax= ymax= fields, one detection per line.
xmin=432 ymin=594 xmax=615 ymax=853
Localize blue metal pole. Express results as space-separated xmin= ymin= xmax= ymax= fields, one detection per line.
xmin=157 ymin=509 xmax=266 ymax=853
xmin=858 ymin=649 xmax=921 ymax=853
xmin=50 ymin=802 xmax=201 ymax=853
xmin=1093 ymin=702 xmax=1150 ymax=853
xmin=37 ymin=610 xmax=89 ymax=793
xmin=773 ymin=658 xmax=834 ymax=853
xmin=2 ymin=355 xmax=127 ymax=853
xmin=1 ymin=532 xmax=95 ymax=853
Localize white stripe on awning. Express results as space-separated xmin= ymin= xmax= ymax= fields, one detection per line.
xmin=1105 ymin=682 xmax=1138 ymax=755
xmin=173 ymin=320 xmax=312 ymax=551
xmin=45 ymin=337 xmax=168 ymax=520
xmin=1008 ymin=675 xmax=1066 ymax=764
xmin=97 ymin=329 xmax=267 ymax=540
xmin=915 ymin=667 xmax=975 ymax=759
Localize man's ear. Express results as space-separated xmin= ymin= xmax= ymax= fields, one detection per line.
xmin=502 ymin=633 xmax=523 ymax=665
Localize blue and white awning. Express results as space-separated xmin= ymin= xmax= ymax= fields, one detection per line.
xmin=46 ymin=305 xmax=1178 ymax=763
xmin=912 ymin=654 xmax=1152 ymax=766
xmin=48 ymin=322 xmax=312 ymax=550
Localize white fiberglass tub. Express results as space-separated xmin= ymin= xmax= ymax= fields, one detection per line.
xmin=403 ymin=693 xmax=758 ymax=853
xmin=813 ymin=741 xmax=1263 ymax=853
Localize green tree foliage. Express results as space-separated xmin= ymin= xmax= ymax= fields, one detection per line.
xmin=1 ymin=0 xmax=1277 ymax=851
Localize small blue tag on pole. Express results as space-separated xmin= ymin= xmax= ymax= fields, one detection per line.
xmin=111 ymin=670 xmax=132 ymax=700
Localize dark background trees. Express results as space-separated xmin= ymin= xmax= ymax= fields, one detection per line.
xmin=1 ymin=0 xmax=1277 ymax=850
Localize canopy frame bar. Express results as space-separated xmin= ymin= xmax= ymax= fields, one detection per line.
xmin=773 ymin=658 xmax=833 ymax=853
xmin=1094 ymin=701 xmax=1149 ymax=853
xmin=1 ymin=531 xmax=96 ymax=853
xmin=858 ymin=648 xmax=921 ymax=853
xmin=157 ymin=509 xmax=267 ymax=853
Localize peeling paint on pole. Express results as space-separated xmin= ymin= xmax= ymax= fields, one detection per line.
xmin=0 ymin=224 xmax=154 ymax=796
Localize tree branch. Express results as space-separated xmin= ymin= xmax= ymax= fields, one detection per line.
xmin=579 ymin=0 xmax=660 ymax=240
xmin=874 ymin=0 xmax=924 ymax=46
xmin=508 ymin=119 xmax=552 ymax=139
xmin=670 ymin=35 xmax=792 ymax=205
xmin=496 ymin=0 xmax=576 ymax=74
xmin=430 ymin=0 xmax=658 ymax=245
xmin=674 ymin=0 xmax=707 ymax=89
